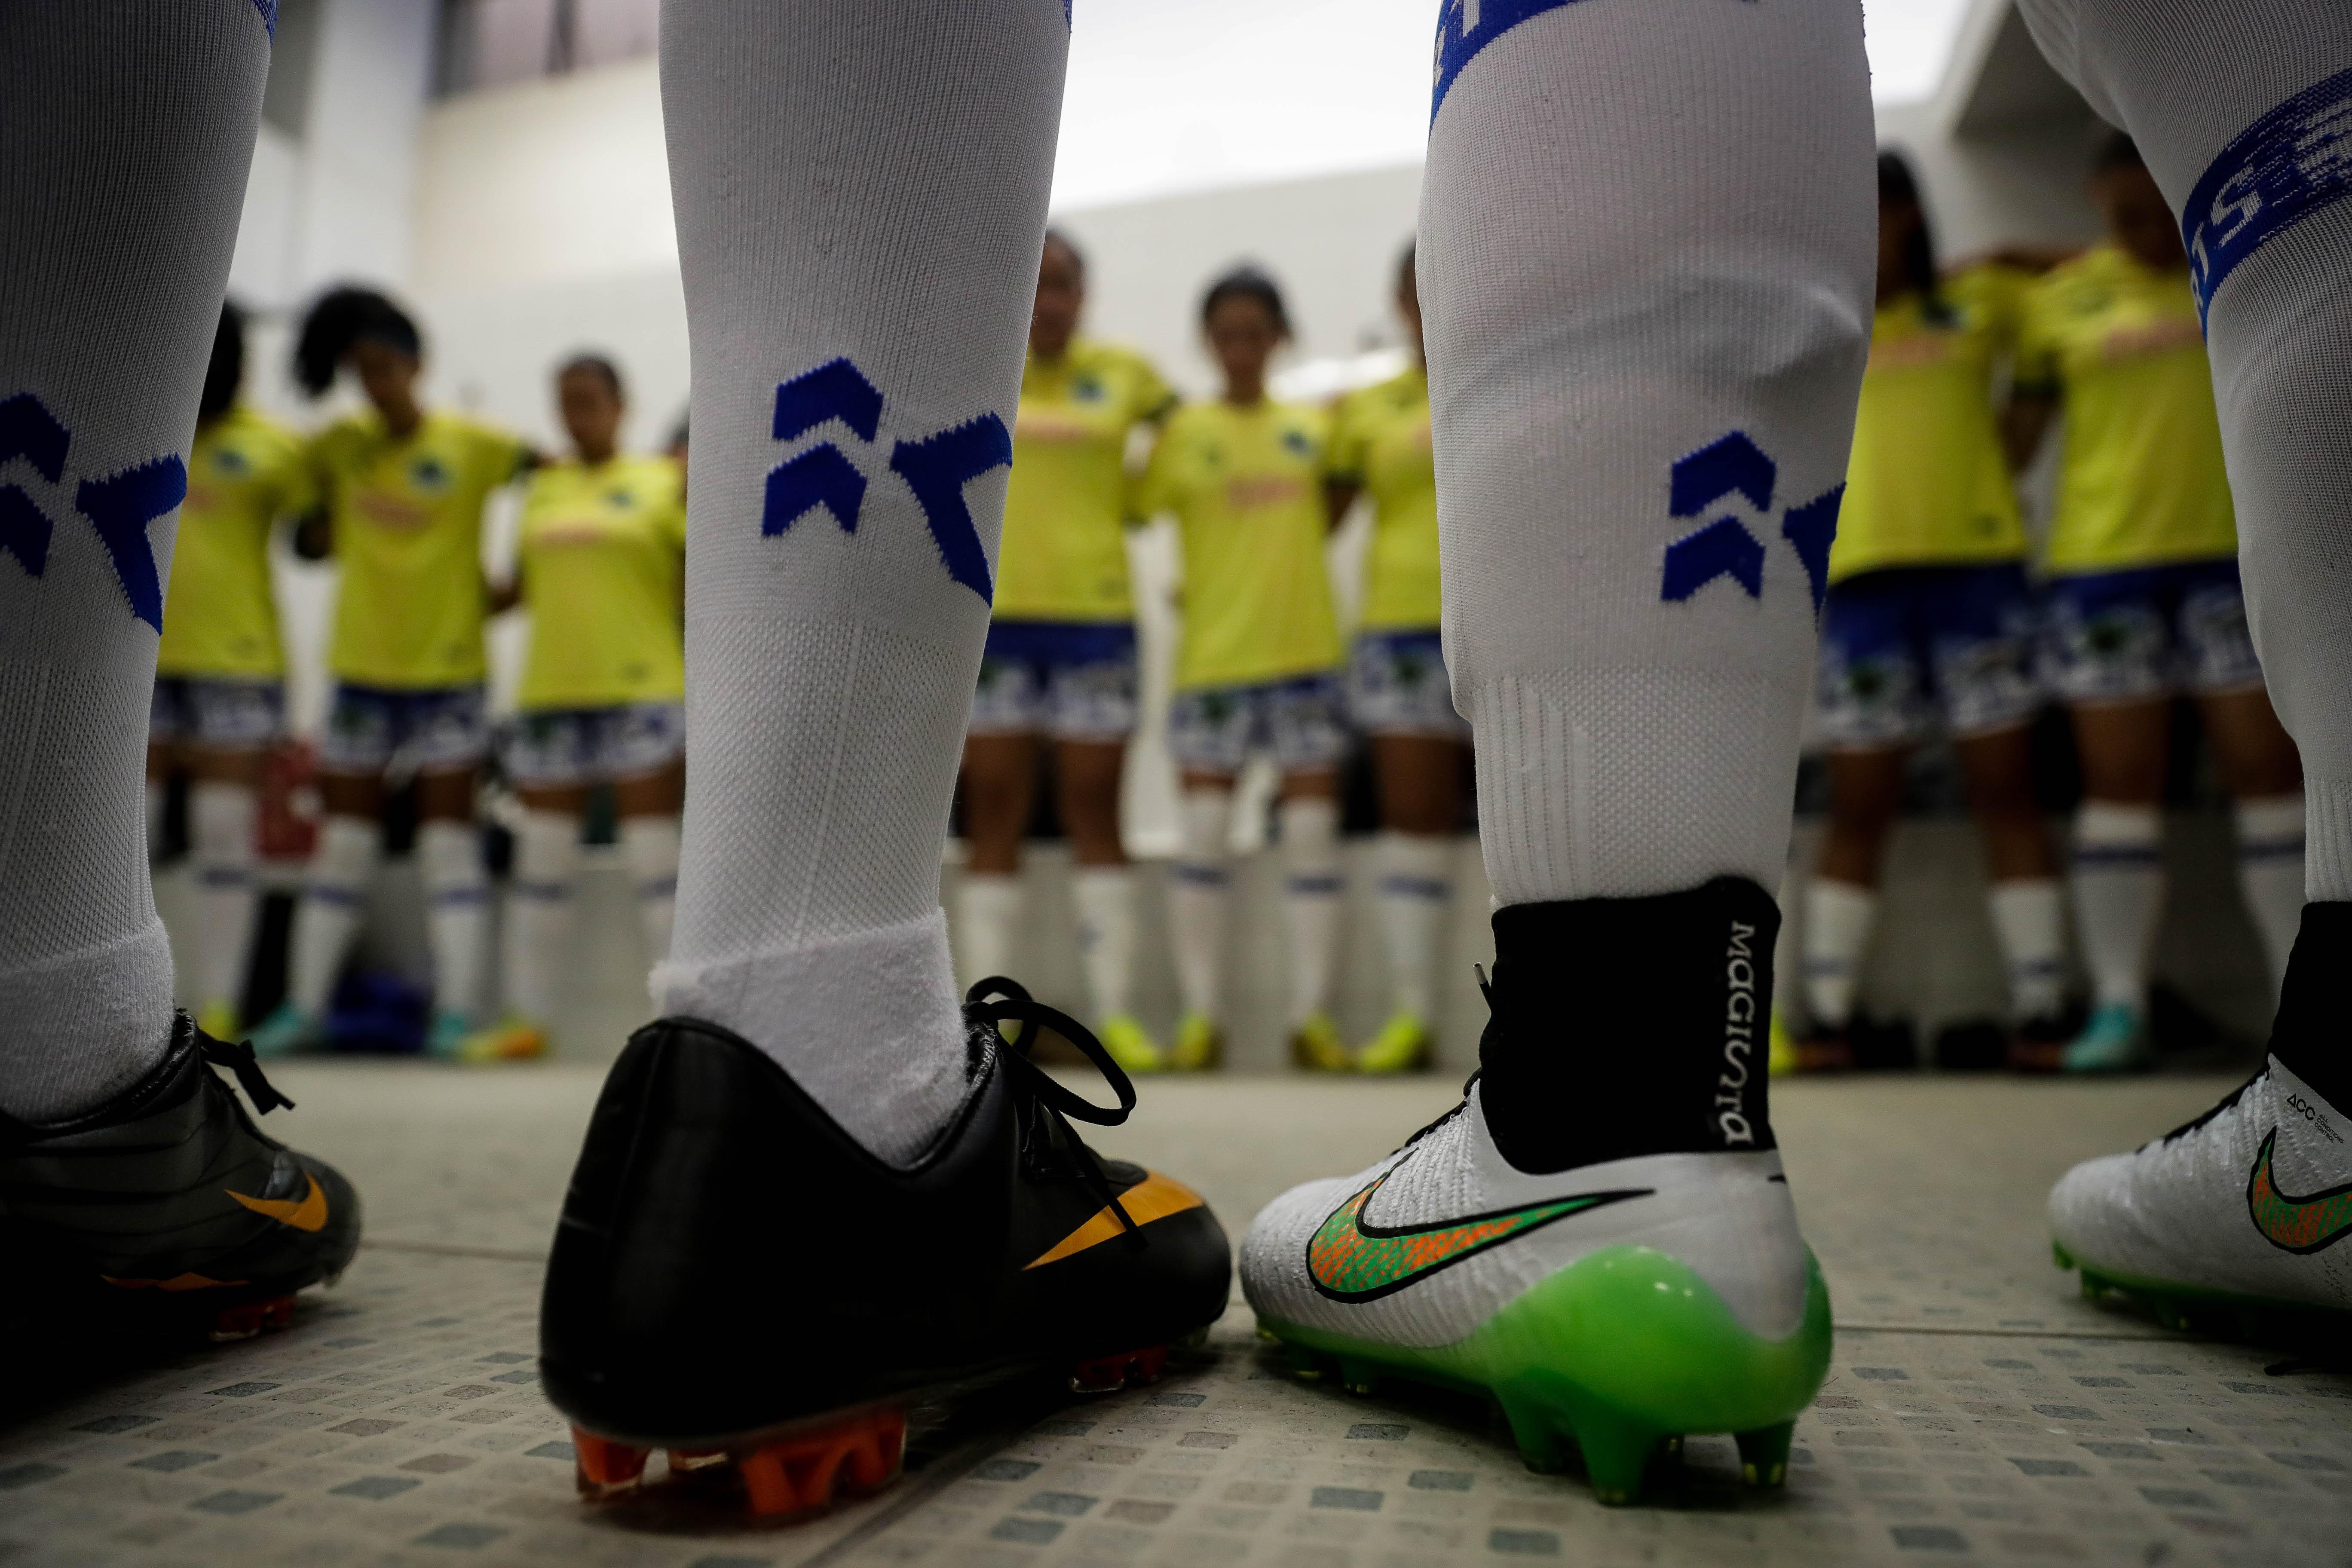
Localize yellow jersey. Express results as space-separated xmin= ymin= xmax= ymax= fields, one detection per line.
xmin=307 ymin=410 xmax=528 ymax=689
xmin=995 ymin=339 xmax=1175 ymax=623
xmin=515 ymin=455 xmax=687 ymax=711
xmin=1328 ymin=366 xmax=1439 ymax=630
xmin=157 ymin=406 xmax=311 ymax=680
xmin=2018 ymin=245 xmax=2235 ymax=575
xmin=1138 ymin=399 xmax=1341 ymax=691
xmin=1829 ymin=266 xmax=2030 ymax=583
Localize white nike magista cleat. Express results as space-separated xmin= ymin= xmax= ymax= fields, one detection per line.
xmin=2051 ymin=1057 xmax=2352 ymax=1339
xmin=2051 ymin=906 xmax=2352 ymax=1347
xmin=1241 ymin=879 xmax=1832 ymax=1505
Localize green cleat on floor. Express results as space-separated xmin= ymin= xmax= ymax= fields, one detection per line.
xmin=1289 ymin=1011 xmax=1349 ymax=1073
xmin=425 ymin=1008 xmax=474 ymax=1061
xmin=1170 ymin=1011 xmax=1223 ymax=1072
xmin=1767 ymin=1011 xmax=1799 ymax=1077
xmin=2061 ymin=1002 xmax=2147 ymax=1074
xmin=1354 ymin=1011 xmax=1430 ymax=1074
xmin=1097 ymin=1013 xmax=1166 ymax=1075
xmin=459 ymin=1016 xmax=550 ymax=1063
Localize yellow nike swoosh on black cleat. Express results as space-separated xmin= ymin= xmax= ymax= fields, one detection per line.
xmin=227 ymin=1172 xmax=329 ymax=1233
xmin=1025 ymin=1171 xmax=1206 ymax=1269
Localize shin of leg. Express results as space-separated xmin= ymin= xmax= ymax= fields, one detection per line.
xmin=1818 ymin=747 xmax=1905 ymax=887
xmin=960 ymin=733 xmax=1039 ymax=876
xmin=1277 ymin=784 xmax=1343 ymax=1025
xmin=2070 ymin=701 xmax=2169 ymax=805
xmin=1372 ymin=735 xmax=1463 ymax=838
xmin=1053 ymin=738 xmax=1127 ymax=867
xmin=1956 ymin=725 xmax=2057 ymax=882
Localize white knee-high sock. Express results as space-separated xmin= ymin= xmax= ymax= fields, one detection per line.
xmin=1279 ymin=797 xmax=1344 ymax=1027
xmin=505 ymin=809 xmax=579 ymax=1029
xmin=1802 ymin=879 xmax=1876 ymax=1030
xmin=0 ymin=0 xmax=270 ymax=1120
xmin=418 ymin=821 xmax=487 ymax=1023
xmin=288 ymin=815 xmax=374 ymax=1017
xmin=955 ymin=872 xmax=1024 ymax=992
xmin=1988 ymin=878 xmax=2068 ymax=1022
xmin=186 ymin=781 xmax=259 ymax=1019
xmin=652 ymin=0 xmax=1068 ymax=1163
xmin=2015 ymin=1 xmax=2352 ymax=900
xmin=2234 ymin=793 xmax=2306 ymax=989
xmin=1424 ymin=0 xmax=1873 ymax=911
xmin=1375 ymin=833 xmax=1453 ymax=1023
xmin=2072 ymin=802 xmax=2165 ymax=1011
xmin=619 ymin=814 xmax=680 ymax=966
xmin=1071 ymin=865 xmax=1138 ymax=1022
xmin=1170 ymin=790 xmax=1233 ymax=1020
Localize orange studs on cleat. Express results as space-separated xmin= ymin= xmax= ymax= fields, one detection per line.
xmin=572 ymin=1430 xmax=650 ymax=1499
xmin=735 ymin=1408 xmax=907 ymax=1519
xmin=208 ymin=1294 xmax=296 ymax=1343
xmin=1069 ymin=1343 xmax=1170 ymax=1394
xmin=572 ymin=1409 xmax=907 ymax=1519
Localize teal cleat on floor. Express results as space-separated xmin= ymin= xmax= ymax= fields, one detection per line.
xmin=425 ymin=1008 xmax=473 ymax=1061
xmin=2061 ymin=1002 xmax=2146 ymax=1074
xmin=245 ymin=1002 xmax=321 ymax=1059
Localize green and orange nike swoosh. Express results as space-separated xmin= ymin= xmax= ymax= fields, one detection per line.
xmin=1307 ymin=1166 xmax=1650 ymax=1302
xmin=2246 ymin=1129 xmax=2352 ymax=1255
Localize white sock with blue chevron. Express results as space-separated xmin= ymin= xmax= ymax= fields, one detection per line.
xmin=419 ymin=821 xmax=488 ymax=1025
xmin=619 ymin=814 xmax=678 ymax=967
xmin=1423 ymin=0 xmax=1873 ymax=913
xmin=1375 ymin=833 xmax=1452 ymax=1023
xmin=505 ymin=810 xmax=579 ymax=1031
xmin=2016 ymin=0 xmax=2352 ymax=905
xmin=0 ymin=0 xmax=271 ymax=1120
xmin=2234 ymin=794 xmax=2306 ymax=992
xmin=186 ymin=781 xmax=261 ymax=1026
xmin=650 ymin=0 xmax=1069 ymax=1163
xmin=1170 ymin=789 xmax=1233 ymax=1023
xmin=2071 ymin=802 xmax=2164 ymax=1012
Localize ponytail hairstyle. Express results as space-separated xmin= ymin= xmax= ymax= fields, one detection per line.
xmin=1877 ymin=150 xmax=1948 ymax=322
xmin=293 ymin=285 xmax=423 ymax=398
xmin=1200 ymin=264 xmax=1291 ymax=337
xmin=199 ymin=301 xmax=245 ymax=423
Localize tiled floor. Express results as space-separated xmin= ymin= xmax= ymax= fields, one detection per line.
xmin=4 ymin=1066 xmax=2349 ymax=1567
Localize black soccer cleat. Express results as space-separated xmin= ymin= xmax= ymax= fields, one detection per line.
xmin=540 ymin=978 xmax=1232 ymax=1519
xmin=0 ymin=1014 xmax=362 ymax=1341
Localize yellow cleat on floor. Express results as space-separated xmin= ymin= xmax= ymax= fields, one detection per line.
xmin=1170 ymin=1011 xmax=1224 ymax=1072
xmin=1289 ymin=1012 xmax=1350 ymax=1073
xmin=1097 ymin=1013 xmax=1166 ymax=1075
xmin=459 ymin=1017 xmax=551 ymax=1063
xmin=1354 ymin=1011 xmax=1430 ymax=1074
xmin=196 ymin=999 xmax=241 ymax=1044
xmin=1768 ymin=1011 xmax=1799 ymax=1078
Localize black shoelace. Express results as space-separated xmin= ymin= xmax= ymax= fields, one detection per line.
xmin=962 ymin=976 xmax=1145 ymax=1250
xmin=197 ymin=1027 xmax=297 ymax=1115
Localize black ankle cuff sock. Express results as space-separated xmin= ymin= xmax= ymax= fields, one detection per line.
xmin=2269 ymin=901 xmax=2352 ymax=1112
xmin=1479 ymin=876 xmax=1780 ymax=1174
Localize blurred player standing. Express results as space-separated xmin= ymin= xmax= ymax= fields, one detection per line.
xmin=1141 ymin=268 xmax=1348 ymax=1073
xmin=247 ymin=287 xmax=533 ymax=1059
xmin=1324 ymin=245 xmax=1461 ymax=1074
xmin=148 ymin=303 xmax=312 ymax=1043
xmin=2009 ymin=135 xmax=2303 ymax=1073
xmin=466 ymin=355 xmax=685 ymax=1062
xmin=1794 ymin=153 xmax=2066 ymax=1072
xmin=958 ymin=232 xmax=1174 ymax=1072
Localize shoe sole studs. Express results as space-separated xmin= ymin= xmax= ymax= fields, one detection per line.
xmin=1069 ymin=1342 xmax=1170 ymax=1395
xmin=207 ymin=1293 xmax=297 ymax=1343
xmin=571 ymin=1407 xmax=908 ymax=1518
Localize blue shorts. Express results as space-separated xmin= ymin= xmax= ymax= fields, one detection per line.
xmin=320 ymin=683 xmax=489 ymax=777
xmin=505 ymin=702 xmax=685 ymax=789
xmin=1168 ymin=674 xmax=1349 ymax=775
xmin=2041 ymin=558 xmax=2263 ymax=704
xmin=968 ymin=620 xmax=1138 ymax=743
xmin=1815 ymin=564 xmax=2040 ymax=748
xmin=150 ymin=677 xmax=283 ymax=751
xmin=1349 ymin=630 xmax=1469 ymax=740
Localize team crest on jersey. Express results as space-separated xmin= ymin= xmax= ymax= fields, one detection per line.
xmin=605 ymin=487 xmax=634 ymax=509
xmin=1281 ymin=428 xmax=1314 ymax=459
xmin=409 ymin=456 xmax=452 ymax=494
xmin=0 ymin=391 xmax=183 ymax=631
xmin=1659 ymin=431 xmax=1841 ymax=616
xmin=212 ymin=447 xmax=252 ymax=478
xmin=760 ymin=356 xmax=1008 ymax=602
xmin=1073 ymin=375 xmax=1106 ymax=404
